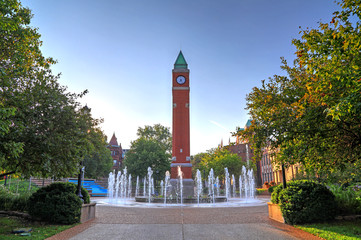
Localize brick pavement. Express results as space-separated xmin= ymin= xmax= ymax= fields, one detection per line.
xmin=48 ymin=201 xmax=321 ymax=240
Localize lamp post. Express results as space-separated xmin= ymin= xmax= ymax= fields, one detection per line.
xmin=281 ymin=164 xmax=287 ymax=189
xmin=77 ymin=160 xmax=84 ymax=200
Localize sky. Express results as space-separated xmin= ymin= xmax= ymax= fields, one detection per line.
xmin=22 ymin=0 xmax=339 ymax=155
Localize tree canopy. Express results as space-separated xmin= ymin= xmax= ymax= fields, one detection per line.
xmin=196 ymin=148 xmax=245 ymax=181
xmin=0 ymin=0 xmax=111 ymax=178
xmin=239 ymin=0 xmax=361 ymax=177
xmin=136 ymin=124 xmax=172 ymax=153
xmin=123 ymin=124 xmax=171 ymax=180
xmin=84 ymin=128 xmax=113 ymax=179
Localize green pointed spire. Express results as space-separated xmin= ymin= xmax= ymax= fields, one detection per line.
xmin=174 ymin=51 xmax=188 ymax=69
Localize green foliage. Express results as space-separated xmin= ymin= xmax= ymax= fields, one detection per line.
xmin=256 ymin=188 xmax=266 ymax=195
xmin=136 ymin=124 xmax=172 ymax=153
xmin=278 ymin=180 xmax=337 ymax=225
xmin=28 ymin=183 xmax=82 ymax=224
xmin=0 ymin=178 xmax=39 ymax=195
xmin=84 ymin=129 xmax=113 ymax=179
xmin=268 ymin=185 xmax=277 ymax=193
xmin=0 ymin=0 xmax=109 ymax=179
xmin=198 ymin=148 xmax=245 ymax=181
xmin=80 ymin=185 xmax=90 ymax=204
xmin=329 ymin=184 xmax=361 ymax=215
xmin=296 ymin=219 xmax=361 ymax=240
xmin=238 ymin=0 xmax=361 ymax=176
xmin=0 ymin=105 xmax=23 ymax=162
xmin=124 ymin=124 xmax=171 ymax=181
xmin=191 ymin=152 xmax=208 ymax=178
xmin=0 ymin=185 xmax=30 ymax=212
xmin=270 ymin=184 xmax=283 ymax=204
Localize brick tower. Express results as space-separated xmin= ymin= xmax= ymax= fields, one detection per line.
xmin=170 ymin=51 xmax=194 ymax=196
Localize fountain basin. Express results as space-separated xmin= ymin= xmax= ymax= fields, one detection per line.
xmin=135 ymin=196 xmax=227 ymax=204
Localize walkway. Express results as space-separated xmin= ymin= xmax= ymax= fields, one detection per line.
xmin=48 ymin=198 xmax=320 ymax=240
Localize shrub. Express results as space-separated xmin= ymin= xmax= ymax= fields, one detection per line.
xmin=28 ymin=182 xmax=82 ymax=224
xmin=270 ymin=181 xmax=276 ymax=186
xmin=268 ymin=185 xmax=277 ymax=193
xmin=329 ymin=184 xmax=361 ymax=215
xmin=278 ymin=180 xmax=337 ymax=225
xmin=81 ymin=186 xmax=90 ymax=204
xmin=256 ymin=188 xmax=266 ymax=195
xmin=270 ymin=184 xmax=283 ymax=204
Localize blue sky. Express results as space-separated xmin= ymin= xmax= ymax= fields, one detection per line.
xmin=22 ymin=0 xmax=339 ymax=155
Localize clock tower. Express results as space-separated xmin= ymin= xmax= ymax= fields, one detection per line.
xmin=170 ymin=51 xmax=194 ymax=196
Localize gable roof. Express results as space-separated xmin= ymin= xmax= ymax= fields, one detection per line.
xmin=109 ymin=133 xmax=118 ymax=146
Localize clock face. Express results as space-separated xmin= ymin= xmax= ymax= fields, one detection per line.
xmin=176 ymin=75 xmax=186 ymax=85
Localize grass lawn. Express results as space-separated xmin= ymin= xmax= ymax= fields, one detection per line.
xmin=296 ymin=219 xmax=361 ymax=240
xmin=0 ymin=216 xmax=76 ymax=240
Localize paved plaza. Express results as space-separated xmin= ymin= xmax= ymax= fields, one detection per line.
xmin=48 ymin=197 xmax=319 ymax=240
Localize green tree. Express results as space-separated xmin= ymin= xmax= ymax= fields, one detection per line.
xmin=190 ymin=152 xmax=208 ymax=177
xmin=123 ymin=124 xmax=172 ymax=180
xmin=0 ymin=105 xmax=23 ymax=164
xmin=136 ymin=124 xmax=172 ymax=153
xmin=199 ymin=148 xmax=244 ymax=181
xmin=240 ymin=0 xmax=361 ymax=178
xmin=123 ymin=138 xmax=170 ymax=181
xmin=0 ymin=0 xmax=105 ymax=179
xmin=84 ymin=128 xmax=113 ymax=179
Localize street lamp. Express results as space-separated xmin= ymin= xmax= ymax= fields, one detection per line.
xmin=77 ymin=160 xmax=84 ymax=200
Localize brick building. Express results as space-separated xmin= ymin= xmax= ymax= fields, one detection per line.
xmin=107 ymin=133 xmax=123 ymax=171
xmin=227 ymin=119 xmax=263 ymax=187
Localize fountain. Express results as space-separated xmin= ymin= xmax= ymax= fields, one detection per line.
xmin=143 ymin=177 xmax=146 ymax=197
xmin=208 ymin=169 xmax=215 ymax=203
xmin=104 ymin=164 xmax=261 ymax=207
xmin=164 ymin=171 xmax=170 ymax=204
xmin=147 ymin=167 xmax=153 ymax=203
xmin=177 ymin=166 xmax=183 ymax=205
xmin=224 ymin=167 xmax=230 ymax=201
xmin=107 ymin=167 xmax=132 ymax=203
xmin=239 ymin=174 xmax=243 ymax=198
xmin=107 ymin=171 xmax=115 ymax=199
xmin=195 ymin=169 xmax=202 ymax=205
xmin=160 ymin=180 xmax=164 ymax=197
xmin=232 ymin=174 xmax=236 ymax=198
xmin=216 ymin=176 xmax=220 ymax=197
xmin=135 ymin=176 xmax=139 ymax=197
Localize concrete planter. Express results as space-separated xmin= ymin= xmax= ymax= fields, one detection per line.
xmin=81 ymin=202 xmax=96 ymax=223
xmin=267 ymin=202 xmax=284 ymax=223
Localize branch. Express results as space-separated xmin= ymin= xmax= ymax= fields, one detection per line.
xmin=0 ymin=171 xmax=16 ymax=178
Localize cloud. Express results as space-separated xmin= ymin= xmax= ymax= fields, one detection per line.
xmin=209 ymin=120 xmax=228 ymax=131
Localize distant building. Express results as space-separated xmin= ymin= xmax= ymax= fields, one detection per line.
xmin=260 ymin=148 xmax=275 ymax=184
xmin=122 ymin=149 xmax=130 ymax=159
xmin=107 ymin=133 xmax=123 ymax=171
xmin=227 ymin=120 xmax=262 ymax=187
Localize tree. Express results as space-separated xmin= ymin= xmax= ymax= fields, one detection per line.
xmin=136 ymin=124 xmax=172 ymax=153
xmin=198 ymin=148 xmax=245 ymax=181
xmin=84 ymin=128 xmax=113 ymax=179
xmin=123 ymin=124 xmax=172 ymax=181
xmin=240 ymin=0 xmax=361 ymax=178
xmin=0 ymin=105 xmax=23 ymax=164
xmin=123 ymin=138 xmax=170 ymax=181
xmin=0 ymin=0 xmax=108 ymax=179
xmin=190 ymin=152 xmax=208 ymax=177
